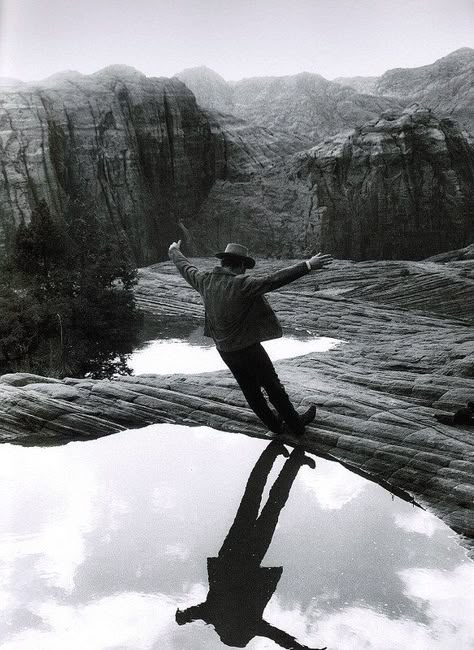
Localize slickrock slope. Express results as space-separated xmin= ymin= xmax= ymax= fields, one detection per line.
xmin=0 ymin=67 xmax=224 ymax=263
xmin=189 ymin=105 xmax=474 ymax=259
xmin=1 ymin=256 xmax=473 ymax=554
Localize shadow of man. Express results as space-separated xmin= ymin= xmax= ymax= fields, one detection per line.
xmin=175 ymin=440 xmax=327 ymax=649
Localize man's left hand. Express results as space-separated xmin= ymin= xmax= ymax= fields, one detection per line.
xmin=307 ymin=252 xmax=333 ymax=270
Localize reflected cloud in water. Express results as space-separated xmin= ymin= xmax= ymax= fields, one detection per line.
xmin=299 ymin=461 xmax=368 ymax=510
xmin=0 ymin=424 xmax=472 ymax=649
xmin=394 ymin=509 xmax=445 ymax=537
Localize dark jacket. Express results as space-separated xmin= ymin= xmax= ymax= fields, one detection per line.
xmin=169 ymin=249 xmax=310 ymax=352
xmin=183 ymin=560 xmax=318 ymax=649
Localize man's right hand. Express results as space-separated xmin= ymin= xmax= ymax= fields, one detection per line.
xmin=168 ymin=240 xmax=182 ymax=255
xmin=307 ymin=252 xmax=333 ymax=270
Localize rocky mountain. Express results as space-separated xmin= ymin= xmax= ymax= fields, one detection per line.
xmin=337 ymin=48 xmax=474 ymax=136
xmin=0 ymin=77 xmax=25 ymax=88
xmin=231 ymin=72 xmax=405 ymax=146
xmin=187 ymin=105 xmax=474 ymax=260
xmin=332 ymin=75 xmax=379 ymax=95
xmin=176 ymin=66 xmax=405 ymax=148
xmin=175 ymin=66 xmax=234 ymax=114
xmin=0 ymin=66 xmax=225 ymax=264
xmin=178 ymin=49 xmax=474 ymax=147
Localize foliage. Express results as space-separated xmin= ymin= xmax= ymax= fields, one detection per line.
xmin=0 ymin=284 xmax=41 ymax=369
xmin=0 ymin=200 xmax=142 ymax=378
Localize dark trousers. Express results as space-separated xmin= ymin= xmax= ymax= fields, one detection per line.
xmin=218 ymin=342 xmax=303 ymax=434
xmin=219 ymin=442 xmax=306 ymax=562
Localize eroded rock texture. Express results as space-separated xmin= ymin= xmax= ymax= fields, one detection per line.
xmin=0 ymin=256 xmax=473 ymax=555
xmin=0 ymin=67 xmax=225 ymax=263
xmin=189 ymin=106 xmax=474 ymax=260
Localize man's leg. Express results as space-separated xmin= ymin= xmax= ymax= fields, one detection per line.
xmin=219 ymin=441 xmax=287 ymax=558
xmin=218 ymin=345 xmax=282 ymax=433
xmin=254 ymin=344 xmax=309 ymax=435
xmin=250 ymin=448 xmax=312 ymax=563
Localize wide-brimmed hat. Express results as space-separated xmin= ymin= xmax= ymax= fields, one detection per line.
xmin=215 ymin=243 xmax=255 ymax=269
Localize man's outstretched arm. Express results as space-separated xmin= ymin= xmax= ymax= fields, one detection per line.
xmin=168 ymin=240 xmax=205 ymax=293
xmin=241 ymin=253 xmax=333 ymax=297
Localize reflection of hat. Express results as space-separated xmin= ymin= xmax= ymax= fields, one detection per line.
xmin=215 ymin=243 xmax=255 ymax=269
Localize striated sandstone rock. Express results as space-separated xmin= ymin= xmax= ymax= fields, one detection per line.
xmin=0 ymin=256 xmax=473 ymax=554
xmin=296 ymin=105 xmax=474 ymax=259
xmin=0 ymin=66 xmax=225 ymax=263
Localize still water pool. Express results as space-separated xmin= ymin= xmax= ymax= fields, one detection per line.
xmin=129 ymin=321 xmax=341 ymax=375
xmin=0 ymin=333 xmax=473 ymax=649
xmin=1 ymin=427 xmax=472 ymax=649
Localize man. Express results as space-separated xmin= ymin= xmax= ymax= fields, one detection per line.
xmin=168 ymin=240 xmax=332 ymax=436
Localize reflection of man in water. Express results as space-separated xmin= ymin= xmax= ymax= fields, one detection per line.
xmin=175 ymin=441 xmax=327 ymax=650
xmin=168 ymin=240 xmax=332 ymax=436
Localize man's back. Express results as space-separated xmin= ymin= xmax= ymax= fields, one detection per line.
xmin=198 ymin=266 xmax=282 ymax=351
xmin=168 ymin=248 xmax=310 ymax=351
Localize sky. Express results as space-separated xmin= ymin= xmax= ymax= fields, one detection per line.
xmin=0 ymin=0 xmax=473 ymax=82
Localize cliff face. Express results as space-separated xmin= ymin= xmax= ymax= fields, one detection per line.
xmin=299 ymin=106 xmax=474 ymax=259
xmin=188 ymin=106 xmax=474 ymax=260
xmin=0 ymin=66 xmax=225 ymax=264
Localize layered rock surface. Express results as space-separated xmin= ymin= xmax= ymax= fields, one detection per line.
xmin=189 ymin=105 xmax=474 ymax=259
xmin=0 ymin=67 xmax=225 ymax=263
xmin=1 ymin=256 xmax=473 ymax=555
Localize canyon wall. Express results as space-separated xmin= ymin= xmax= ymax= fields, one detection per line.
xmin=0 ymin=66 xmax=225 ymax=264
xmin=187 ymin=106 xmax=474 ymax=260
xmin=1 ymin=50 xmax=473 ymax=265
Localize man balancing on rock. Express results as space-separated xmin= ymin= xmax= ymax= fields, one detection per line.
xmin=168 ymin=240 xmax=332 ymax=437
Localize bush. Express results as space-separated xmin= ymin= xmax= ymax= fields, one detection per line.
xmin=1 ymin=200 xmax=142 ymax=378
